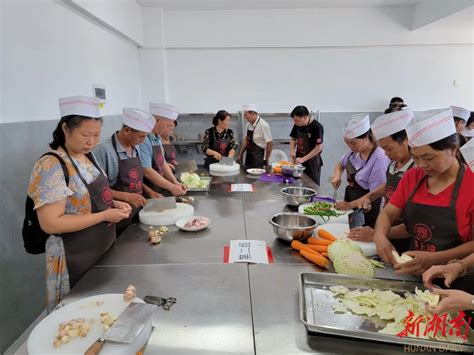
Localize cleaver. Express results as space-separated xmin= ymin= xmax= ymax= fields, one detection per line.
xmin=84 ymin=302 xmax=156 ymax=354
xmin=348 ymin=209 xmax=365 ymax=229
xmin=220 ymin=157 xmax=234 ymax=166
xmin=143 ymin=197 xmax=177 ymax=212
xmin=175 ymin=160 xmax=198 ymax=175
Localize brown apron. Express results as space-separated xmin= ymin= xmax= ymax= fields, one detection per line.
xmin=384 ymin=160 xmax=415 ymax=253
xmin=62 ymin=151 xmax=116 ymax=287
xmin=403 ymin=165 xmax=465 ymax=252
xmin=245 ymin=118 xmax=265 ymax=168
xmin=111 ymin=134 xmax=144 ymax=236
xmin=205 ymin=127 xmax=232 ymax=168
xmin=344 ymin=149 xmax=382 ymax=228
xmin=296 ymin=121 xmax=323 ymax=185
xmin=143 ymin=135 xmax=168 ymax=196
xmin=162 ymin=143 xmax=177 ymax=167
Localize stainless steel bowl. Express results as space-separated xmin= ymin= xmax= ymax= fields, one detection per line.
xmin=281 ymin=164 xmax=306 ymax=177
xmin=280 ymin=186 xmax=317 ymax=207
xmin=269 ymin=212 xmax=318 ymax=242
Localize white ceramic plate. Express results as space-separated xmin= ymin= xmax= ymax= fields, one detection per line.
xmin=298 ymin=202 xmax=349 ymax=225
xmin=176 ymin=216 xmax=211 ymax=232
xmin=246 ymin=168 xmax=266 ymax=176
xmin=314 ymin=223 xmax=377 ymax=256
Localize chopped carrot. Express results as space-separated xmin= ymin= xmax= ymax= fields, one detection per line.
xmin=307 ymin=237 xmax=333 ymax=246
xmin=318 ymin=229 xmax=337 ymax=242
xmin=321 ymin=252 xmax=329 ymax=258
xmin=291 ymin=240 xmax=318 ymax=255
xmin=300 ymin=250 xmax=329 ymax=269
xmin=306 ymin=244 xmax=328 ymax=253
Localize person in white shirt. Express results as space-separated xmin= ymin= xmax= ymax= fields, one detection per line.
xmin=237 ymin=104 xmax=273 ymax=168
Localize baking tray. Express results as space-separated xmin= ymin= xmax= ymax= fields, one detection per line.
xmin=299 ymin=272 xmax=474 ymax=352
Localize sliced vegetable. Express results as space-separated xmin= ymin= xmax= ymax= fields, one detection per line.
xmin=300 ymin=250 xmax=329 ymax=269
xmin=391 ymin=250 xmax=413 ymax=264
xmin=333 ymin=253 xmax=375 ymax=278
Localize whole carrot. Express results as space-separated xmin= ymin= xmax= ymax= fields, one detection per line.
xmin=318 ymin=229 xmax=337 ymax=242
xmin=307 ymin=237 xmax=333 ymax=246
xmin=321 ymin=252 xmax=329 ymax=258
xmin=306 ymin=244 xmax=328 ymax=253
xmin=300 ymin=250 xmax=329 ymax=269
xmin=291 ymin=240 xmax=318 ymax=255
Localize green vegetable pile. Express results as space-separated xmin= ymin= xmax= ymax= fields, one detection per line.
xmin=329 ymin=286 xmax=469 ymax=344
xmin=303 ymin=202 xmax=345 ymax=222
xmin=180 ymin=173 xmax=210 ymax=189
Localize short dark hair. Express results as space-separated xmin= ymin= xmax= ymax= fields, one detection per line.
xmin=212 ymin=110 xmax=231 ymax=126
xmin=290 ymin=105 xmax=310 ymax=118
xmin=50 ymin=115 xmax=102 ymax=150
xmin=467 ymin=112 xmax=474 ymax=126
xmin=428 ymin=133 xmax=459 ymax=151
xmin=390 ymin=97 xmax=404 ymax=104
xmin=389 ymin=130 xmax=408 ymax=144
xmin=355 ymin=129 xmax=377 ymax=146
xmin=454 ymin=117 xmax=465 ymax=124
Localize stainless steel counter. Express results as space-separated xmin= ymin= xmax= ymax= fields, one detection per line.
xmin=11 ymin=169 xmax=411 ymax=355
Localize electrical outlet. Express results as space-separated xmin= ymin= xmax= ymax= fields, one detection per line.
xmin=453 ymin=80 xmax=461 ymax=87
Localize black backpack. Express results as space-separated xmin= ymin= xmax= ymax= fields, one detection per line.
xmin=22 ymin=152 xmax=69 ymax=254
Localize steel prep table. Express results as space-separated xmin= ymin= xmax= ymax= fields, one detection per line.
xmin=11 ymin=169 xmax=414 ymax=354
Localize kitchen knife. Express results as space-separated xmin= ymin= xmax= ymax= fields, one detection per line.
xmin=143 ymin=197 xmax=177 ymax=212
xmin=85 ymin=302 xmax=156 ymax=355
xmin=348 ymin=209 xmax=365 ymax=229
xmin=175 ymin=160 xmax=198 ymax=175
xmin=220 ymin=157 xmax=233 ymax=166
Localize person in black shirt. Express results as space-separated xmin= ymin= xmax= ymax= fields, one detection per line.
xmin=289 ymin=106 xmax=324 ymax=185
xmin=202 ymin=110 xmax=238 ymax=168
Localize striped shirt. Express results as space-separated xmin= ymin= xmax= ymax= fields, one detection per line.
xmin=94 ymin=133 xmax=139 ymax=186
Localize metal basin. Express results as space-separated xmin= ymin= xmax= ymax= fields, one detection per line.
xmin=269 ymin=212 xmax=318 ymax=242
xmin=280 ymin=186 xmax=317 ymax=207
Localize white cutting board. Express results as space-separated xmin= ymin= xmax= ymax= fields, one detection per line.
xmin=139 ymin=202 xmax=194 ymax=226
xmin=298 ymin=203 xmax=349 ymax=225
xmin=314 ymin=223 xmax=377 ymax=257
xmin=209 ymin=162 xmax=240 ymax=176
xmin=28 ymin=294 xmax=152 ymax=355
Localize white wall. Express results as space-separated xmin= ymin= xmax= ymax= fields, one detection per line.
xmin=70 ymin=0 xmax=144 ymax=45
xmin=140 ymin=6 xmax=474 ymax=113
xmin=1 ymin=0 xmax=142 ymax=123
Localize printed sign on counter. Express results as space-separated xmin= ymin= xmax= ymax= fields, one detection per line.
xmin=228 ymin=240 xmax=269 ymax=264
xmin=230 ymin=184 xmax=255 ymax=192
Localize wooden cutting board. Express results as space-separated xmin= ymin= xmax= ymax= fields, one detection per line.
xmin=28 ymin=294 xmax=152 ymax=355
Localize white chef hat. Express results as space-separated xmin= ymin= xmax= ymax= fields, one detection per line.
xmin=149 ymin=103 xmax=179 ymax=120
xmin=122 ymin=108 xmax=155 ymax=133
xmin=462 ymin=128 xmax=474 ymax=138
xmin=58 ymin=96 xmax=100 ymax=118
xmin=406 ymin=108 xmax=455 ymax=147
xmin=451 ymin=106 xmax=470 ymax=121
xmin=460 ymin=137 xmax=474 ymax=172
xmin=242 ymin=104 xmax=258 ymax=113
xmin=372 ymin=110 xmax=414 ymax=140
xmin=343 ymin=113 xmax=370 ymax=139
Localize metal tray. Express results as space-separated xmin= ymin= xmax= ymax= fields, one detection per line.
xmin=182 ymin=176 xmax=212 ymax=192
xmin=299 ymin=272 xmax=474 ymax=352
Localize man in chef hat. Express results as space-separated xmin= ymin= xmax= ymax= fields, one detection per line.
xmin=451 ymin=106 xmax=470 ymax=134
xmin=348 ymin=110 xmax=414 ymax=252
xmin=94 ymin=108 xmax=163 ymax=235
xmin=139 ymin=103 xmax=187 ymax=196
xmin=463 ymin=112 xmax=474 ymax=141
xmin=460 ymin=138 xmax=474 ymax=172
xmin=237 ymin=104 xmax=273 ymax=168
xmin=374 ymin=108 xmax=474 ymax=272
